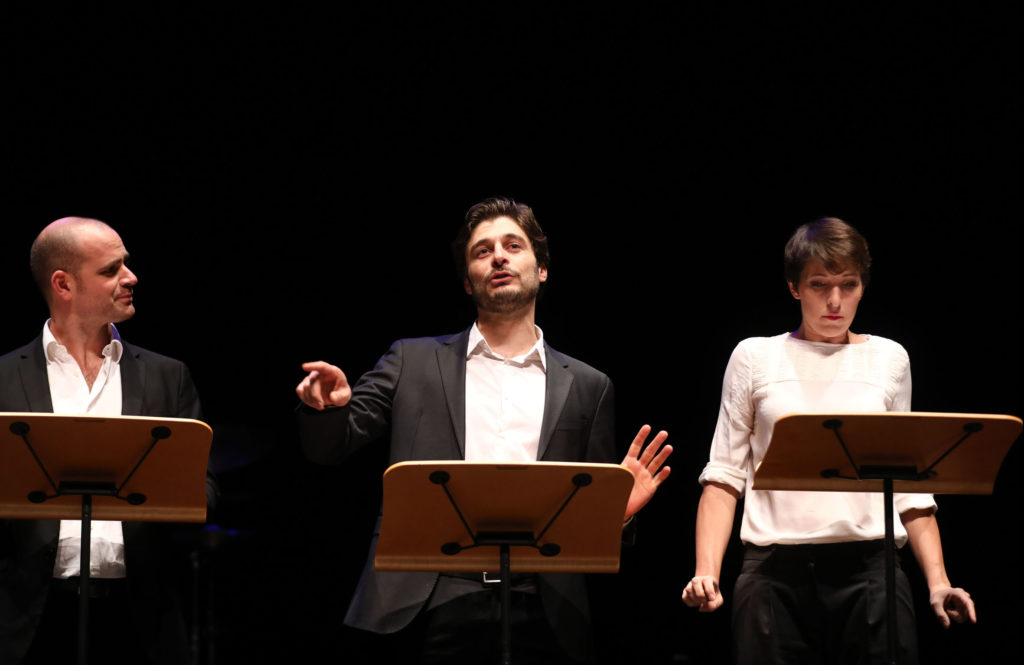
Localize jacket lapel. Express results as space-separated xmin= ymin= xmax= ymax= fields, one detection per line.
xmin=17 ymin=336 xmax=54 ymax=412
xmin=119 ymin=344 xmax=144 ymax=416
xmin=437 ymin=330 xmax=470 ymax=458
xmin=537 ymin=344 xmax=573 ymax=460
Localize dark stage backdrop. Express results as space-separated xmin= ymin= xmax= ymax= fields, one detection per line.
xmin=4 ymin=5 xmax=1019 ymax=664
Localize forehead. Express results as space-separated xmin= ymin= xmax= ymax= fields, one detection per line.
xmin=800 ymin=258 xmax=858 ymax=278
xmin=467 ymin=216 xmax=529 ymax=248
xmin=76 ymin=224 xmax=127 ymax=262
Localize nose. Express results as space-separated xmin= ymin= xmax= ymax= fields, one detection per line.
xmin=491 ymin=243 xmax=509 ymax=266
xmin=122 ymin=267 xmax=138 ymax=287
xmin=826 ymin=286 xmax=841 ymax=309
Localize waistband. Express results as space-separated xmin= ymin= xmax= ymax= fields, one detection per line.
xmin=51 ymin=576 xmax=128 ymax=599
xmin=744 ymin=539 xmax=893 ymax=560
xmin=440 ymin=571 xmax=539 ymax=590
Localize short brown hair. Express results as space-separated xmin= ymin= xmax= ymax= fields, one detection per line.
xmin=451 ymin=197 xmax=550 ymax=279
xmin=784 ymin=217 xmax=871 ymax=287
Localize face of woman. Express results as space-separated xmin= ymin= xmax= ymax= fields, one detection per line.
xmin=788 ymin=259 xmax=864 ymax=344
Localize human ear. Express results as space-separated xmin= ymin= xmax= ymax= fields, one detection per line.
xmin=51 ymin=270 xmax=74 ymax=301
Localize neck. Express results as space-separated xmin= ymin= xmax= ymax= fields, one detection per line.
xmin=48 ymin=317 xmax=113 ymax=360
xmin=476 ymin=307 xmax=539 ymax=357
xmin=793 ymin=324 xmax=863 ymax=345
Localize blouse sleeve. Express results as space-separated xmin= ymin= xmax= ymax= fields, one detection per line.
xmin=888 ymin=342 xmax=913 ymax=412
xmin=889 ymin=342 xmax=938 ymax=513
xmin=698 ymin=341 xmax=755 ymax=495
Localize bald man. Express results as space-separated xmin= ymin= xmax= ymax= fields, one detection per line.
xmin=0 ymin=218 xmax=217 ymax=665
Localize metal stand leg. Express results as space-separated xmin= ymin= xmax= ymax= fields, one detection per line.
xmin=500 ymin=544 xmax=512 ymax=665
xmin=883 ymin=478 xmax=897 ymax=665
xmin=78 ymin=495 xmax=92 ymax=665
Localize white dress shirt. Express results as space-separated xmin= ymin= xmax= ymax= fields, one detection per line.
xmin=43 ymin=320 xmax=128 ymax=579
xmin=464 ymin=323 xmax=547 ymax=462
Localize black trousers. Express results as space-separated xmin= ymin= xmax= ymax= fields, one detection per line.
xmin=21 ymin=576 xmax=189 ymax=665
xmin=345 ymin=576 xmax=585 ymax=665
xmin=732 ymin=540 xmax=918 ymax=665
xmin=23 ymin=578 xmax=147 ymax=665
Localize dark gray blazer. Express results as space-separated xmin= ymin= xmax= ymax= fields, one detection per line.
xmin=0 ymin=333 xmax=214 ymax=665
xmin=297 ymin=328 xmax=618 ymax=661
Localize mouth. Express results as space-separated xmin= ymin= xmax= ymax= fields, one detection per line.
xmin=823 ymin=315 xmax=842 ymax=321
xmin=489 ymin=271 xmax=515 ymax=286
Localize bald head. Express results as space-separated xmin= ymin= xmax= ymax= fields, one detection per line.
xmin=30 ymin=217 xmax=116 ymax=304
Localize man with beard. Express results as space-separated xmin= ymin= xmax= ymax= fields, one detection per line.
xmin=295 ymin=196 xmax=672 ymax=664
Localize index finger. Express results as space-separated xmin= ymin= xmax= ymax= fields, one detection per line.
xmin=301 ymin=360 xmax=334 ymax=373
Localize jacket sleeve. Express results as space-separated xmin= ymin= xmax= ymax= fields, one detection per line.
xmin=297 ymin=339 xmax=405 ymax=465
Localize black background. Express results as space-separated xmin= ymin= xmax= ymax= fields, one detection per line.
xmin=4 ymin=4 xmax=1019 ymax=664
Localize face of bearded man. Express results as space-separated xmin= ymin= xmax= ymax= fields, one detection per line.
xmin=463 ymin=216 xmax=547 ymax=315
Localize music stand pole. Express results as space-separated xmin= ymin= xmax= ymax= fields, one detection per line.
xmin=882 ymin=477 xmax=897 ymax=665
xmin=78 ymin=495 xmax=92 ymax=665
xmin=500 ymin=544 xmax=512 ymax=665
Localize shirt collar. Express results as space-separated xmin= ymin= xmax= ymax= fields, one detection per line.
xmin=42 ymin=320 xmax=124 ymax=364
xmin=467 ymin=322 xmax=547 ymax=371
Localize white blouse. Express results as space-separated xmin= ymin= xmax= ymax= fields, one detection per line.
xmin=699 ymin=333 xmax=936 ymax=547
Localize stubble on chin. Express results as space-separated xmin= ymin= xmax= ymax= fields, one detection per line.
xmin=471 ymin=281 xmax=540 ymax=315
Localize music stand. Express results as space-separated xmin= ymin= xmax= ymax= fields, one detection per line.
xmin=753 ymin=412 xmax=1022 ymax=665
xmin=0 ymin=413 xmax=213 ymax=665
xmin=375 ymin=461 xmax=635 ymax=665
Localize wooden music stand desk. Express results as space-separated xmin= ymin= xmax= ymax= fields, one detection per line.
xmin=375 ymin=461 xmax=635 ymax=665
xmin=754 ymin=412 xmax=1022 ymax=665
xmin=0 ymin=412 xmax=213 ymax=665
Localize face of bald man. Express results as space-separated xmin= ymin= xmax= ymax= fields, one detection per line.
xmin=62 ymin=222 xmax=139 ymax=325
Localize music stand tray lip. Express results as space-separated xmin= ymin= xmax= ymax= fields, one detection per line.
xmin=375 ymin=460 xmax=635 ymax=574
xmin=753 ymin=411 xmax=1022 ymax=495
xmin=2 ymin=411 xmax=211 ymax=425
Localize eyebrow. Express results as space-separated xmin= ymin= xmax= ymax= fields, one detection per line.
xmin=469 ymin=233 xmax=529 ymax=252
xmin=98 ymin=253 xmax=129 ymax=272
xmin=807 ymin=271 xmax=859 ymax=279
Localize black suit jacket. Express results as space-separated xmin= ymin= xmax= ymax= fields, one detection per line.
xmin=0 ymin=333 xmax=214 ymax=665
xmin=297 ymin=328 xmax=618 ymax=661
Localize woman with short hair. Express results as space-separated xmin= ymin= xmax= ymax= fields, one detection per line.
xmin=682 ymin=217 xmax=975 ymax=665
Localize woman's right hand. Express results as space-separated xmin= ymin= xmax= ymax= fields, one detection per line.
xmin=682 ymin=574 xmax=724 ymax=612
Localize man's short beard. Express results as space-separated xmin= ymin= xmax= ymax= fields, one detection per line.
xmin=470 ymin=279 xmax=540 ymax=314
